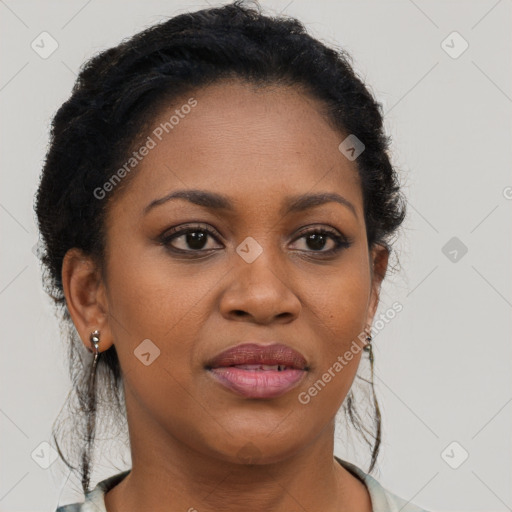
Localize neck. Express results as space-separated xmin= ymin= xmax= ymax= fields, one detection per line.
xmin=103 ymin=389 xmax=372 ymax=512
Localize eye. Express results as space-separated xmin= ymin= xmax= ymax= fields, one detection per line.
xmin=290 ymin=226 xmax=352 ymax=255
xmin=159 ymin=223 xmax=352 ymax=257
xmin=160 ymin=223 xmax=223 ymax=253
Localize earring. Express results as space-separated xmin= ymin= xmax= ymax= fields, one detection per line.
xmin=89 ymin=329 xmax=101 ymax=374
xmin=84 ymin=329 xmax=101 ymax=485
xmin=362 ymin=326 xmax=381 ymax=468
xmin=89 ymin=329 xmax=100 ymax=349
xmin=363 ymin=328 xmax=374 ymax=364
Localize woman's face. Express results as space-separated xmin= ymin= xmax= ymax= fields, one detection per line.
xmin=76 ymin=80 xmax=388 ymax=464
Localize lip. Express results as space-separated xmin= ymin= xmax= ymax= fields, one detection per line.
xmin=206 ymin=343 xmax=308 ymax=370
xmin=205 ymin=343 xmax=308 ymax=399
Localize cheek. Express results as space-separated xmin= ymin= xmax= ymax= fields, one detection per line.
xmin=103 ymin=244 xmax=222 ymax=372
xmin=298 ymin=253 xmax=370 ymax=398
xmin=305 ymin=255 xmax=370 ymax=340
xmin=297 ymin=288 xmax=368 ymax=418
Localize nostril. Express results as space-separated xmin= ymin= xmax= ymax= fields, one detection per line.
xmin=233 ymin=310 xmax=247 ymax=317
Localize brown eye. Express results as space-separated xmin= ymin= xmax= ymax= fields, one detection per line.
xmin=290 ymin=227 xmax=352 ymax=255
xmin=175 ymin=230 xmax=209 ymax=250
xmin=161 ymin=224 xmax=223 ymax=253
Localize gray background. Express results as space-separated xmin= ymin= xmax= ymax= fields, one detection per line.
xmin=1 ymin=1 xmax=511 ymax=511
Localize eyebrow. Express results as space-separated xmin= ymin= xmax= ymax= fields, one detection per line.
xmin=144 ymin=189 xmax=357 ymax=219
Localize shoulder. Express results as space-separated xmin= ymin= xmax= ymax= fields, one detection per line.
xmin=56 ymin=505 xmax=82 ymax=512
xmin=56 ymin=470 xmax=131 ymax=512
xmin=335 ymin=456 xmax=432 ymax=512
xmin=56 ymin=502 xmax=99 ymax=512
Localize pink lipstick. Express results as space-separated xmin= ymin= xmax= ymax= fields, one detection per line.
xmin=205 ymin=343 xmax=308 ymax=399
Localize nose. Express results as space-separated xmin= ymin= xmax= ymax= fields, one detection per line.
xmin=219 ymin=253 xmax=301 ymax=325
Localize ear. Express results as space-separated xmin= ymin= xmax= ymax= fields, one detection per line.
xmin=365 ymin=243 xmax=389 ymax=330
xmin=61 ymin=248 xmax=113 ymax=353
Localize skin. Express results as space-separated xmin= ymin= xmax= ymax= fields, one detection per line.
xmin=62 ymin=79 xmax=388 ymax=512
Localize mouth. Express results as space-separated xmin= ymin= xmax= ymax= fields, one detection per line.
xmin=205 ymin=343 xmax=309 ymax=399
xmin=205 ymin=343 xmax=309 ymax=370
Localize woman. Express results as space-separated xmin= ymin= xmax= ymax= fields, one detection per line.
xmin=35 ymin=1 xmax=430 ymax=510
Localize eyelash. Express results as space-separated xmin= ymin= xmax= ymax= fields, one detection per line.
xmin=159 ymin=223 xmax=353 ymax=257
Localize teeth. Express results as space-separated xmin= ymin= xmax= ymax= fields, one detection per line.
xmin=234 ymin=364 xmax=289 ymax=371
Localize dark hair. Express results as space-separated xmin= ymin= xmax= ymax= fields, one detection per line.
xmin=35 ymin=0 xmax=406 ymax=495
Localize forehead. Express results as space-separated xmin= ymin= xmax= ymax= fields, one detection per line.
xmin=109 ymin=80 xmax=363 ymax=219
